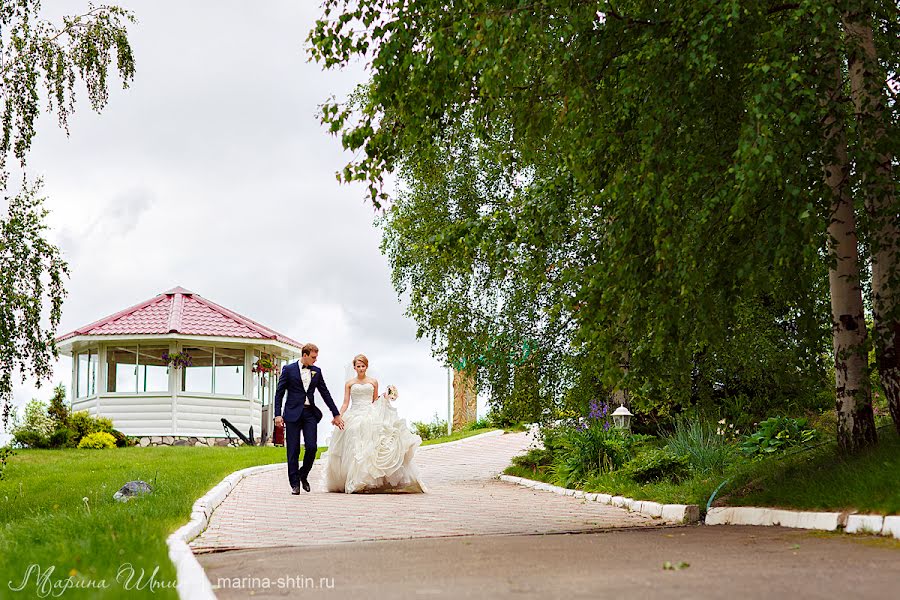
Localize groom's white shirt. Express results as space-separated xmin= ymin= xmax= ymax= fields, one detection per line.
xmin=298 ymin=360 xmax=311 ymax=404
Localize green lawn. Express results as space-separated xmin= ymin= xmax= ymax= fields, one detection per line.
xmin=0 ymin=445 xmax=306 ymax=599
xmin=421 ymin=427 xmax=497 ymax=446
xmin=505 ymin=428 xmax=900 ymax=515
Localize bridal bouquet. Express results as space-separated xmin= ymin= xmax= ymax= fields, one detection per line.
xmin=382 ymin=385 xmax=398 ymax=401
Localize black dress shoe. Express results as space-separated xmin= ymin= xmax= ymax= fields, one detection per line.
xmin=300 ymin=479 xmax=311 ymax=493
xmin=291 ymin=485 xmax=302 ymax=495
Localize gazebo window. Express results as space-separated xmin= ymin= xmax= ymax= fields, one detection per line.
xmin=182 ymin=346 xmax=245 ymax=395
xmin=108 ymin=346 xmax=139 ymax=393
xmin=215 ymin=348 xmax=245 ymax=396
xmin=139 ymin=347 xmax=169 ymax=392
xmin=107 ymin=345 xmax=169 ymax=393
xmin=253 ymin=352 xmax=275 ymax=405
xmin=76 ymin=350 xmax=98 ymax=398
xmin=183 ymin=346 xmax=213 ymax=393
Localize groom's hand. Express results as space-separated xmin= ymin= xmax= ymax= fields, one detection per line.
xmin=332 ymin=415 xmax=345 ymax=430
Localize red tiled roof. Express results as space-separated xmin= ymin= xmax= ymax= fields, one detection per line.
xmin=56 ymin=287 xmax=302 ymax=348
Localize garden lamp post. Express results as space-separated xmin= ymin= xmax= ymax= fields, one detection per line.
xmin=612 ymin=405 xmax=633 ymax=430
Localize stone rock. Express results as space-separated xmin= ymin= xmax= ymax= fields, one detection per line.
xmin=138 ymin=437 xmax=151 ymax=447
xmin=150 ymin=436 xmax=162 ymax=445
xmin=172 ymin=439 xmax=190 ymax=446
xmin=163 ymin=436 xmax=174 ymax=445
xmin=113 ymin=480 xmax=152 ymax=502
xmin=194 ymin=441 xmax=205 ymax=447
xmin=596 ymin=494 xmax=613 ymax=504
xmin=215 ymin=438 xmax=230 ymax=447
xmin=189 ymin=437 xmax=200 ymax=445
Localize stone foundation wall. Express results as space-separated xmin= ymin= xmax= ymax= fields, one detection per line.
xmin=136 ymin=436 xmax=232 ymax=447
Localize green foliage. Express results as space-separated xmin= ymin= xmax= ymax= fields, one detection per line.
xmin=548 ymin=422 xmax=646 ymax=488
xmin=69 ymin=410 xmax=114 ymax=442
xmin=623 ymin=448 xmax=689 ymax=483
xmin=739 ymin=416 xmax=818 ymax=458
xmin=12 ymin=429 xmax=49 ymax=449
xmin=511 ymin=447 xmax=553 ymax=471
xmin=77 ymin=431 xmax=117 ymax=449
xmin=663 ymin=416 xmax=738 ymax=475
xmin=46 ymin=384 xmax=69 ymax=429
xmin=16 ymin=399 xmax=53 ymax=438
xmin=308 ymin=0 xmax=900 ymax=450
xmin=0 ymin=2 xmax=136 ymax=427
xmin=411 ymin=414 xmax=447 ymax=441
xmin=48 ymin=427 xmax=77 ymax=449
xmin=466 ymin=416 xmax=491 ymax=431
xmin=0 ymin=446 xmax=11 ymax=480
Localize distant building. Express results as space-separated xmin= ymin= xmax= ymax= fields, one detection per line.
xmin=55 ymin=287 xmax=300 ymax=446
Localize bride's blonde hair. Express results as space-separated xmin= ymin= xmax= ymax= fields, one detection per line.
xmin=353 ymin=354 xmax=369 ymax=368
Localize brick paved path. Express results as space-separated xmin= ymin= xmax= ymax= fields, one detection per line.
xmin=191 ymin=432 xmax=658 ymax=551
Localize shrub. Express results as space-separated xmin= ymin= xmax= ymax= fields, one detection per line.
xmin=550 ymin=423 xmax=641 ymax=488
xmin=12 ymin=399 xmax=54 ymax=447
xmin=623 ymin=448 xmax=689 ymax=483
xmin=740 ymin=416 xmax=818 ymax=458
xmin=466 ymin=417 xmax=491 ymax=431
xmin=511 ymin=448 xmax=553 ymax=470
xmin=411 ymin=414 xmax=448 ymax=441
xmin=663 ymin=416 xmax=737 ymax=475
xmin=48 ymin=428 xmax=77 ymax=448
xmin=69 ymin=411 xmax=115 ymax=444
xmin=13 ymin=429 xmax=49 ymax=449
xmin=77 ymin=431 xmax=117 ymax=449
xmin=109 ymin=429 xmax=131 ymax=448
xmin=46 ymin=384 xmax=70 ymax=429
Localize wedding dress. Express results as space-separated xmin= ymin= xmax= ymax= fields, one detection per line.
xmin=322 ymin=382 xmax=427 ymax=493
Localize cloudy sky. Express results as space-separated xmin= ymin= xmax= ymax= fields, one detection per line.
xmin=3 ymin=1 xmax=483 ymax=443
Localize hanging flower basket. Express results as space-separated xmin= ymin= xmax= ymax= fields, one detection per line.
xmin=162 ymin=351 xmax=193 ymax=369
xmin=253 ymin=357 xmax=277 ymax=376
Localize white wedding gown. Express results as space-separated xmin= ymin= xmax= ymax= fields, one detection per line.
xmin=322 ymin=382 xmax=427 ymax=493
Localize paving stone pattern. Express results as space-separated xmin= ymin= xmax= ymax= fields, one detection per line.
xmin=191 ymin=432 xmax=659 ymax=551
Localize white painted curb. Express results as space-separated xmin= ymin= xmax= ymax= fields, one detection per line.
xmin=499 ymin=474 xmax=700 ymax=524
xmin=705 ymin=506 xmax=899 ymax=539
xmin=167 ymin=463 xmax=283 ymax=600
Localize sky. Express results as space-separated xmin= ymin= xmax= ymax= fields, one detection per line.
xmin=2 ymin=1 xmax=485 ymax=444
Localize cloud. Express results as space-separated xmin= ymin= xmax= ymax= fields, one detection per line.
xmin=9 ymin=1 xmax=476 ymax=435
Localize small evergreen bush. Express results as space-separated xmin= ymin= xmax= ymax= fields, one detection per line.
xmin=77 ymin=431 xmax=117 ymax=449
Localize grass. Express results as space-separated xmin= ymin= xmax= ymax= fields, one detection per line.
xmin=0 ymin=445 xmax=288 ymax=598
xmin=421 ymin=427 xmax=496 ymax=446
xmin=506 ymin=427 xmax=900 ymax=515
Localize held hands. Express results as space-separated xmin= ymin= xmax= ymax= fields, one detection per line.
xmin=332 ymin=415 xmax=345 ymax=430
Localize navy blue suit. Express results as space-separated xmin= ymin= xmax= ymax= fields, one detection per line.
xmin=274 ymin=362 xmax=340 ymax=487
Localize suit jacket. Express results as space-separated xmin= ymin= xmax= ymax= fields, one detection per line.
xmin=274 ymin=362 xmax=340 ymax=423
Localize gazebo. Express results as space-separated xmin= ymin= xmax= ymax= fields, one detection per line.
xmin=55 ymin=287 xmax=301 ymax=446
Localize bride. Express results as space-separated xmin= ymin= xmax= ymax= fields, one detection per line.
xmin=322 ymin=354 xmax=427 ymax=493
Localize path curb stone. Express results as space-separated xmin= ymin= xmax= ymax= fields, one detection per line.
xmin=706 ymin=506 xmax=899 ymax=539
xmin=499 ymin=475 xmax=700 ymax=524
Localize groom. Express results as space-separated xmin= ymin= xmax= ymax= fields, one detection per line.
xmin=274 ymin=343 xmax=344 ymax=495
